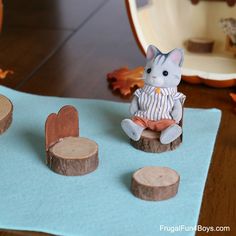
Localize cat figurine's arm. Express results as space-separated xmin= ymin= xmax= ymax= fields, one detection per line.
xmin=171 ymin=99 xmax=183 ymax=123
xmin=129 ymin=96 xmax=139 ymax=115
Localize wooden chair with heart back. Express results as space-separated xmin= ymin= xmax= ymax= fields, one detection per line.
xmin=45 ymin=105 xmax=98 ymax=176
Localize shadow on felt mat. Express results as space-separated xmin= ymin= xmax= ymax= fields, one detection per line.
xmin=21 ymin=130 xmax=45 ymax=164
xmin=94 ymin=104 xmax=128 ymax=143
xmin=120 ymin=171 xmax=133 ymax=192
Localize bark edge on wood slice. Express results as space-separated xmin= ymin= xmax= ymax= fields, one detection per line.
xmin=0 ymin=94 xmax=13 ymax=134
xmin=45 ymin=105 xmax=99 ymax=176
xmin=131 ymin=166 xmax=180 ymax=201
xmin=47 ymin=136 xmax=98 ymax=176
xmin=130 ymin=129 xmax=182 ymax=153
xmin=187 ymin=38 xmax=214 ymax=53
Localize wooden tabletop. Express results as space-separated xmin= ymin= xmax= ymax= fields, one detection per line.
xmin=0 ymin=1 xmax=235 ymax=235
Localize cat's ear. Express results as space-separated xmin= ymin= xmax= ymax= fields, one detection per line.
xmin=146 ymin=45 xmax=160 ymax=61
xmin=168 ymin=48 xmax=184 ymax=66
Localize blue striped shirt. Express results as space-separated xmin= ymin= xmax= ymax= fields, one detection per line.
xmin=134 ymin=85 xmax=186 ymax=121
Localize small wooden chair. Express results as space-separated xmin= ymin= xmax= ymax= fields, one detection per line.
xmin=45 ymin=105 xmax=98 ymax=176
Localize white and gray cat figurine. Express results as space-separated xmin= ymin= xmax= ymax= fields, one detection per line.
xmin=121 ymin=45 xmax=186 ymax=144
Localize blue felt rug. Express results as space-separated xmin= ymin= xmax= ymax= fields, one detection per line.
xmin=0 ymin=86 xmax=221 ymax=236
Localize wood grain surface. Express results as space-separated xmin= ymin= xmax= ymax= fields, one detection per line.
xmin=0 ymin=94 xmax=12 ymax=134
xmin=130 ymin=129 xmax=182 ymax=153
xmin=48 ymin=136 xmax=98 ymax=176
xmin=131 ymin=166 xmax=180 ymax=201
xmin=0 ymin=0 xmax=235 ymax=235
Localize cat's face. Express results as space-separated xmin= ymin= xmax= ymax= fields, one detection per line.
xmin=143 ymin=45 xmax=184 ymax=88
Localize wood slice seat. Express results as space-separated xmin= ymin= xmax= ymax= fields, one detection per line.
xmin=130 ymin=104 xmax=184 ymax=153
xmin=187 ymin=38 xmax=215 ymax=53
xmin=48 ymin=137 xmax=98 ymax=176
xmin=130 ymin=129 xmax=182 ymax=153
xmin=0 ymin=94 xmax=13 ymax=134
xmin=131 ymin=166 xmax=180 ymax=201
xmin=45 ymin=105 xmax=98 ymax=176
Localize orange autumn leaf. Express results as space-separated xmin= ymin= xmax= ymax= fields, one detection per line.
xmin=230 ymin=93 xmax=236 ymax=113
xmin=107 ymin=67 xmax=144 ymax=96
xmin=0 ymin=69 xmax=14 ymax=79
xmin=230 ymin=93 xmax=236 ymax=102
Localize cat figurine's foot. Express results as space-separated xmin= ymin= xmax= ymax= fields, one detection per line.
xmin=160 ymin=124 xmax=182 ymax=144
xmin=121 ymin=119 xmax=144 ymax=141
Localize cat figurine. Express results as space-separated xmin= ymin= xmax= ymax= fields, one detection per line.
xmin=121 ymin=45 xmax=186 ymax=144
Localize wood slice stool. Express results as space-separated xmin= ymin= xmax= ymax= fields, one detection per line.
xmin=0 ymin=94 xmax=13 ymax=134
xmin=131 ymin=166 xmax=180 ymax=201
xmin=187 ymin=38 xmax=214 ymax=53
xmin=130 ymin=129 xmax=182 ymax=153
xmin=45 ymin=105 xmax=98 ymax=176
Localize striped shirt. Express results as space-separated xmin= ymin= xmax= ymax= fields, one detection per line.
xmin=134 ymin=85 xmax=186 ymax=121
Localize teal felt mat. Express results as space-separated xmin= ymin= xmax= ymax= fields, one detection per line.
xmin=0 ymin=86 xmax=221 ymax=236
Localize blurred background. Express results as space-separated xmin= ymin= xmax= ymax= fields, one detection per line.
xmin=0 ymin=0 xmax=144 ymax=99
